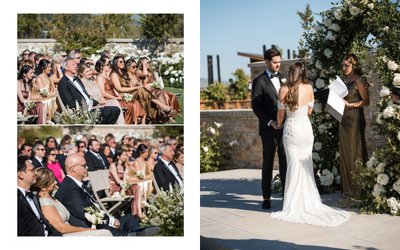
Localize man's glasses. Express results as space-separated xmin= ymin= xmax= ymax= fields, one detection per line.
xmin=37 ymin=148 xmax=45 ymax=151
xmin=73 ymin=163 xmax=88 ymax=169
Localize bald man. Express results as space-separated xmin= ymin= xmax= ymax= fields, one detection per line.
xmin=56 ymin=154 xmax=140 ymax=236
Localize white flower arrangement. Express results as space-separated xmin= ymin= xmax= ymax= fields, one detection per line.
xmin=349 ymin=6 xmax=361 ymax=16
xmin=386 ymin=197 xmax=400 ymax=215
xmin=334 ymin=8 xmax=343 ymax=20
xmin=319 ymin=169 xmax=334 ymax=186
xmin=387 ymin=60 xmax=398 ymax=71
xmin=375 ymin=163 xmax=386 ymax=174
xmin=377 ymin=173 xmax=390 ymax=185
xmin=84 ymin=206 xmax=106 ymax=229
xmin=39 ymin=88 xmax=49 ymax=97
xmin=393 ymin=73 xmax=400 ymax=86
xmin=136 ymin=170 xmax=145 ymax=179
xmin=380 ymin=86 xmax=391 ymax=97
xmin=121 ymin=93 xmax=133 ymax=102
xmin=372 ymin=183 xmax=386 ymax=197
xmin=382 ymin=105 xmax=395 ymax=118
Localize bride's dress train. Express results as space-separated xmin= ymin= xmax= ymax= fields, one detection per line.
xmin=271 ymin=102 xmax=350 ymax=227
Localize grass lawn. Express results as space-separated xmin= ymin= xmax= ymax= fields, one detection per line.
xmin=164 ymin=87 xmax=183 ymax=124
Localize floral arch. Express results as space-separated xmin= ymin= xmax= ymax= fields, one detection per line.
xmin=301 ymin=0 xmax=400 ymax=215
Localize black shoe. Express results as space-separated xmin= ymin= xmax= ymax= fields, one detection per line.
xmin=262 ymin=200 xmax=271 ymax=210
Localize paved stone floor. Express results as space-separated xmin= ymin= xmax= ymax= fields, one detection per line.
xmin=200 ymin=169 xmax=400 ymax=250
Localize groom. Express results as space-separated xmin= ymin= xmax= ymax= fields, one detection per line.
xmin=251 ymin=48 xmax=287 ymax=209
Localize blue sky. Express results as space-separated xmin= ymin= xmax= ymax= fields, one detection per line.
xmin=201 ymin=0 xmax=335 ymax=83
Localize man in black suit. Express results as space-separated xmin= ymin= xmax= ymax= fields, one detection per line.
xmin=251 ymin=48 xmax=287 ymax=210
xmin=85 ymin=139 xmax=108 ymax=171
xmin=30 ymin=142 xmax=46 ymax=168
xmin=154 ymin=143 xmax=183 ymax=191
xmin=58 ymin=58 xmax=120 ymax=124
xmin=56 ymin=154 xmax=141 ymax=236
xmin=17 ymin=155 xmax=61 ymax=236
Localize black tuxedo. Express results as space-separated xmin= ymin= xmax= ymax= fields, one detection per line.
xmin=85 ymin=151 xmax=107 ymax=171
xmin=31 ymin=157 xmax=46 ymax=169
xmin=58 ymin=75 xmax=120 ymax=124
xmin=17 ymin=189 xmax=61 ymax=236
xmin=154 ymin=160 xmax=183 ymax=191
xmin=251 ymin=71 xmax=287 ymax=200
xmin=56 ymin=176 xmax=139 ymax=236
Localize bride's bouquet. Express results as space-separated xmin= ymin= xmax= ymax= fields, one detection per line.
xmin=39 ymin=88 xmax=49 ymax=97
xmin=84 ymin=206 xmax=106 ymax=229
xmin=121 ymin=93 xmax=133 ymax=103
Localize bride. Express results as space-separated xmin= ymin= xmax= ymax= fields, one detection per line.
xmin=270 ymin=62 xmax=350 ymax=227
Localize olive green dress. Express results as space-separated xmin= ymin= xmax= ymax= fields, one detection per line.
xmin=339 ymin=77 xmax=368 ymax=194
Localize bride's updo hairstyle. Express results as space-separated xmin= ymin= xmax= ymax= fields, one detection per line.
xmin=285 ymin=62 xmax=308 ymax=111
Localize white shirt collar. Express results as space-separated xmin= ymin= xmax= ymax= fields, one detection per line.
xmin=67 ymin=174 xmax=83 ymax=188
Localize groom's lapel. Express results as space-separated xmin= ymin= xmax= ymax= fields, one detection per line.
xmin=263 ymin=74 xmax=278 ymax=99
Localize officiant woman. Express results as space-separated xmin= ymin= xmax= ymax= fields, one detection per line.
xmin=339 ymin=53 xmax=369 ymax=197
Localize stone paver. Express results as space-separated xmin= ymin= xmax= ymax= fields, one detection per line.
xmin=201 ymin=169 xmax=400 ymax=250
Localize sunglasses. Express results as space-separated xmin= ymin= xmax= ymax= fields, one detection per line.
xmin=24 ymin=53 xmax=29 ymax=56
xmin=79 ymin=145 xmax=86 ymax=148
xmin=131 ymin=66 xmax=137 ymax=69
xmin=50 ymin=153 xmax=57 ymax=156
xmin=118 ymin=61 xmax=125 ymax=64
xmin=61 ymin=54 xmax=67 ymax=58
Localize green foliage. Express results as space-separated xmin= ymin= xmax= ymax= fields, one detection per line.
xmin=200 ymin=82 xmax=229 ymax=104
xmin=17 ymin=126 xmax=63 ymax=143
xmin=200 ymin=122 xmax=224 ymax=173
xmin=146 ymin=184 xmax=184 ymax=236
xmin=50 ymin=14 xmax=107 ymax=55
xmin=228 ymin=69 xmax=250 ymax=100
xmin=139 ymin=14 xmax=181 ymax=43
xmin=54 ymin=100 xmax=101 ymax=124
xmin=100 ymin=14 xmax=139 ymax=38
xmin=297 ymin=3 xmax=314 ymax=58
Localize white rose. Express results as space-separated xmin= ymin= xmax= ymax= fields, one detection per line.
xmin=208 ymin=127 xmax=216 ymax=134
xmin=375 ymin=163 xmax=386 ymax=174
xmin=383 ymin=26 xmax=389 ymax=32
xmin=335 ymin=175 xmax=341 ymax=184
xmin=314 ymin=142 xmax=322 ymax=151
xmin=320 ymin=169 xmax=334 ymax=186
xmin=280 ymin=78 xmax=287 ymax=84
xmin=393 ymin=179 xmax=400 ymax=194
xmin=324 ymin=18 xmax=332 ymax=27
xmin=366 ymin=157 xmax=375 ymax=168
xmin=334 ymin=9 xmax=343 ymax=20
xmin=315 ymin=61 xmax=322 ymax=70
xmin=377 ymin=173 xmax=389 ymax=185
xmin=372 ymin=183 xmax=386 ymax=197
xmin=214 ymin=122 xmax=222 ymax=128
xmin=316 ymin=78 xmax=325 ymax=89
xmin=397 ymin=131 xmax=400 ymax=142
xmin=367 ymin=3 xmax=374 ymax=10
xmin=326 ymin=31 xmax=336 ymax=41
xmin=328 ymin=23 xmax=340 ymax=32
xmin=386 ymin=197 xmax=400 ymax=215
xmin=380 ymin=86 xmax=391 ymax=97
xmin=318 ymin=124 xmax=326 ymax=133
xmin=229 ymin=140 xmax=239 ymax=147
xmin=349 ymin=6 xmax=360 ymax=16
xmin=203 ymin=146 xmax=209 ymax=152
xmin=387 ymin=60 xmax=399 ymax=71
xmin=312 ymin=152 xmax=321 ymax=161
xmin=376 ymin=113 xmax=383 ymax=125
xmin=393 ymin=73 xmax=400 ymax=86
xmin=383 ymin=106 xmax=395 ymax=118
xmin=332 ymin=166 xmax=338 ymax=176
xmin=324 ymin=48 xmax=333 ymax=58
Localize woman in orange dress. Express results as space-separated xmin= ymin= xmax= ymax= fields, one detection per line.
xmin=95 ymin=57 xmax=145 ymax=125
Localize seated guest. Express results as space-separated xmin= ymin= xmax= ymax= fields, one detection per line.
xmin=19 ymin=143 xmax=33 ymax=157
xmin=55 ymin=153 xmax=141 ymax=236
xmin=153 ymin=143 xmax=183 ymax=191
xmin=45 ymin=148 xmax=65 ymax=183
xmin=76 ymin=140 xmax=87 ymax=157
xmin=78 ymin=63 xmax=125 ymax=125
xmin=45 ymin=136 xmax=58 ymax=150
xmin=31 ymin=142 xmax=47 ymax=168
xmin=146 ymin=146 xmax=159 ymax=172
xmin=85 ymin=139 xmax=108 ymax=171
xmin=58 ymin=58 xmax=121 ymax=124
xmin=101 ymin=143 xmax=113 ymax=165
xmin=17 ymin=155 xmax=61 ymax=236
xmin=31 ymin=167 xmax=112 ymax=236
xmin=173 ymin=150 xmax=184 ymax=180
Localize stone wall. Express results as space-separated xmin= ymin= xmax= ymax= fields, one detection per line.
xmin=17 ymin=38 xmax=184 ymax=55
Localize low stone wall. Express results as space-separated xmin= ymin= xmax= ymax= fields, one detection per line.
xmin=201 ymin=108 xmax=383 ymax=170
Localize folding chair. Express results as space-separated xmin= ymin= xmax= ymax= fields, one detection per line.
xmin=88 ymin=170 xmax=133 ymax=217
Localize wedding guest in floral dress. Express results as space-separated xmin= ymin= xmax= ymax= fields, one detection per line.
xmin=30 ymin=59 xmax=57 ymax=124
xmin=17 ymin=65 xmax=46 ymax=124
xmin=96 ymin=57 xmax=145 ymax=125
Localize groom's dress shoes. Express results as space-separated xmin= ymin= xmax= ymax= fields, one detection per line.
xmin=262 ymin=200 xmax=271 ymax=210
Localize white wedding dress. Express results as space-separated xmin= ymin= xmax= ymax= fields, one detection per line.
xmin=270 ymin=102 xmax=350 ymax=227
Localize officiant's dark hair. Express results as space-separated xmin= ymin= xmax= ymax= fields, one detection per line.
xmin=285 ymin=62 xmax=308 ymax=111
xmin=343 ymin=54 xmax=363 ymax=76
xmin=264 ymin=48 xmax=281 ymax=61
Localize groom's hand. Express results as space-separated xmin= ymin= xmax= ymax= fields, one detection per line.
xmin=270 ymin=121 xmax=279 ymax=129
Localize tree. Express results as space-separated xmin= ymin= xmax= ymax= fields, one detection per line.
xmin=99 ymin=14 xmax=140 ymax=38
xmin=228 ymin=69 xmax=250 ymax=100
xmin=297 ymin=4 xmax=314 ymax=59
xmin=139 ymin=14 xmax=181 ymax=45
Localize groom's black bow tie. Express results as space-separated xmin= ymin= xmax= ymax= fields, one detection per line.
xmin=270 ymin=73 xmax=279 ymax=79
xmin=73 ymin=76 xmax=80 ymax=82
xmin=25 ymin=191 xmax=35 ymax=199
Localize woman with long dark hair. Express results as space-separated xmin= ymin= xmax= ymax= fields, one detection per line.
xmin=17 ymin=65 xmax=46 ymax=124
xmin=270 ymin=62 xmax=350 ymax=227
